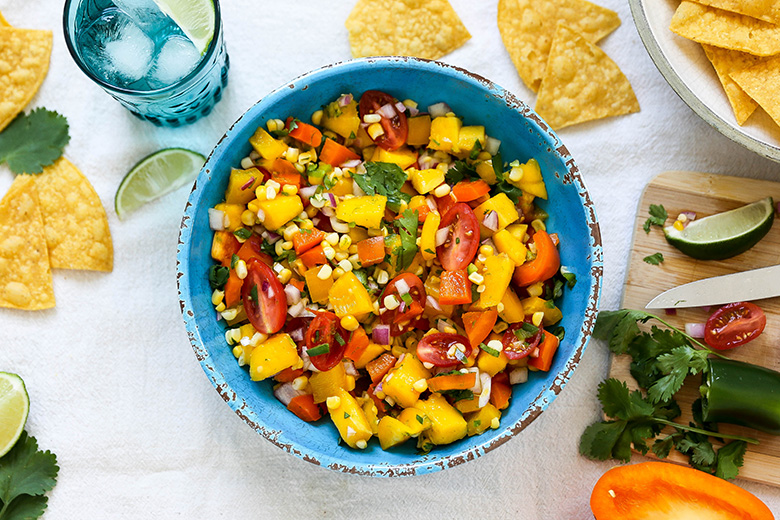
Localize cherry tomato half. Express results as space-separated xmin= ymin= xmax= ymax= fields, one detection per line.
xmin=242 ymin=258 xmax=286 ymax=334
xmin=416 ymin=333 xmax=472 ymax=368
xmin=501 ymin=321 xmax=543 ymax=360
xmin=358 ymin=90 xmax=408 ymax=151
xmin=436 ymin=203 xmax=480 ymax=271
xmin=305 ymin=311 xmax=348 ymax=371
xmin=379 ymin=273 xmax=426 ymax=336
xmin=704 ymin=302 xmax=767 ymax=350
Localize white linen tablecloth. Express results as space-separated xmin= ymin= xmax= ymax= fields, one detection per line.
xmin=1 ymin=0 xmax=779 ymax=517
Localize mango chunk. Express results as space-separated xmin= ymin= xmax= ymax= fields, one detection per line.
xmin=466 ymin=403 xmax=501 ymax=436
xmin=473 ymin=193 xmax=519 ymax=237
xmin=371 ymin=146 xmax=418 ymax=170
xmin=249 ymin=334 xmax=302 ymax=381
xmin=225 ymin=168 xmax=262 ymax=205
xmin=475 ymin=253 xmax=514 ymax=308
xmin=322 ymin=98 xmax=360 ymax=139
xmin=492 ymin=229 xmax=527 ymax=266
xmin=408 ymin=167 xmax=445 ymax=195
xmin=377 ymin=416 xmax=412 ymax=450
xmin=256 ymin=194 xmax=304 ymax=231
xmin=310 ymin=362 xmax=348 ymax=403
xmin=329 ymin=271 xmax=374 ymax=319
xmin=214 ymin=203 xmax=245 ymax=233
xmin=335 ymin=195 xmax=387 ymax=228
xmin=407 ymin=115 xmax=432 ymax=146
xmin=249 ymin=127 xmax=286 ymax=160
xmin=413 ymin=393 xmax=467 ymax=445
xmin=382 ymin=354 xmax=431 ymax=408
xmin=428 ymin=115 xmax=462 ymax=153
xmin=328 ymin=388 xmax=373 ymax=449
xmin=499 ymin=288 xmax=525 ymax=323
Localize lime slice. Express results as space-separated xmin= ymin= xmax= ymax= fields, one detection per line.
xmin=664 ymin=197 xmax=775 ymax=260
xmin=152 ymin=0 xmax=216 ymax=55
xmin=0 ymin=372 xmax=29 ymax=458
xmin=115 ymin=148 xmax=205 ymax=220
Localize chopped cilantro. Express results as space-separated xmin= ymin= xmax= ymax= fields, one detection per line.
xmin=307 ymin=343 xmax=330 ymax=357
xmin=490 ymin=152 xmax=523 ymax=204
xmin=349 ymin=131 xmax=356 ymax=139
xmin=230 ymin=254 xmax=239 ymax=269
xmin=549 ymin=326 xmax=566 ymax=342
xmin=424 ymin=248 xmax=435 ymax=255
xmin=416 ymin=415 xmax=424 ymax=425
xmin=479 ymin=342 xmax=500 ymax=357
xmin=444 ymin=160 xmax=479 ymax=186
xmin=208 ymin=265 xmax=229 ymax=290
xmin=643 ymin=252 xmax=665 ymax=265
xmin=0 ymin=108 xmax=70 ymax=174
xmin=468 ymin=140 xmax=483 ymax=160
xmin=560 ymin=266 xmax=577 ymax=288
xmin=353 ymin=162 xmax=412 ymax=212
xmin=344 ymin=412 xmax=350 ymax=419
xmin=438 ymin=389 xmax=474 ymax=402
xmin=234 ymin=228 xmax=252 ymax=240
xmin=643 ymin=204 xmax=668 ymax=233
xmin=393 ymin=209 xmax=419 ymax=272
xmin=250 ymin=284 xmax=258 ymax=303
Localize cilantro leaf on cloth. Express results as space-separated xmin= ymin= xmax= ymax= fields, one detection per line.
xmin=353 ymin=162 xmax=411 ymax=212
xmin=0 ymin=431 xmax=59 ymax=517
xmin=394 ymin=209 xmax=419 ymax=272
xmin=0 ymin=109 xmax=70 ymax=174
xmin=643 ymin=204 xmax=667 ymax=233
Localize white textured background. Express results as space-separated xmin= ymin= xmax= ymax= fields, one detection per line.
xmin=1 ymin=0 xmax=779 ymax=518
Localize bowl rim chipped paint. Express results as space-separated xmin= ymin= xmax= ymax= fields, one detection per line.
xmin=177 ymin=56 xmax=603 ymax=477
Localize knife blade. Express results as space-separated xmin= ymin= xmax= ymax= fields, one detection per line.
xmin=645 ymin=264 xmax=780 ymax=309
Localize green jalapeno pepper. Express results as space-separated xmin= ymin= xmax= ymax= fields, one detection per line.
xmin=702 ymin=358 xmax=780 ymax=435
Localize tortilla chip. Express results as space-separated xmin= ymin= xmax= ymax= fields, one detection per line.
xmin=702 ymin=44 xmax=763 ymax=125
xmin=692 ymin=0 xmax=780 ymax=25
xmin=535 ymin=24 xmax=639 ymax=130
xmin=497 ymin=0 xmax=621 ymax=92
xmin=35 ymin=157 xmax=113 ymax=272
xmin=0 ymin=27 xmax=52 ymax=132
xmin=670 ymin=1 xmax=780 ymax=56
xmin=0 ymin=175 xmax=55 ymax=310
xmin=345 ymin=0 xmax=470 ymax=60
xmin=0 ymin=10 xmax=11 ymax=27
xmin=731 ymin=56 xmax=780 ymax=128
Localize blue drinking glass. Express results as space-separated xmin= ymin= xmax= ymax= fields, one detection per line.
xmin=63 ymin=0 xmax=229 ymax=127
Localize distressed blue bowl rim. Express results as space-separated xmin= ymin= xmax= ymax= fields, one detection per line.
xmin=177 ymin=56 xmax=603 ymax=477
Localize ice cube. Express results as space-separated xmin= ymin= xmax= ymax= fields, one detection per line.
xmin=102 ymin=16 xmax=154 ymax=85
xmin=146 ymin=36 xmax=200 ymax=89
xmin=113 ymin=0 xmax=170 ymax=34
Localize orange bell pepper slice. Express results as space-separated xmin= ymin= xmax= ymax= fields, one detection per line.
xmin=427 ymin=372 xmax=477 ymax=392
xmin=287 ymin=117 xmax=323 ymax=148
xmin=274 ymin=367 xmax=305 ymax=383
xmin=223 ymin=269 xmax=243 ymax=308
xmin=439 ymin=269 xmax=472 ymax=306
xmin=462 ymin=309 xmax=499 ymax=348
xmin=287 ymin=394 xmax=323 ymax=422
xmin=591 ymin=461 xmax=774 ymax=520
xmin=356 ymin=236 xmax=386 ymax=267
xmin=528 ymin=329 xmax=560 ymax=372
xmin=270 ymin=158 xmax=302 ymax=188
xmin=236 ymin=234 xmax=273 ymax=267
xmin=319 ymin=138 xmax=360 ymax=167
xmin=366 ymin=353 xmax=397 ymax=384
xmin=292 ymin=228 xmax=326 ymax=255
xmin=211 ymin=230 xmax=240 ymax=266
xmin=299 ymin=244 xmax=327 ymax=268
xmin=513 ymin=230 xmax=560 ymax=287
xmin=344 ymin=327 xmax=370 ymax=363
xmin=490 ymin=371 xmax=512 ymax=410
xmin=452 ymin=179 xmax=490 ymax=202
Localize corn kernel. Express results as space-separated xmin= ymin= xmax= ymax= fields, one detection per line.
xmin=300 ymin=219 xmax=314 ymax=230
xmin=497 ymin=302 xmax=505 ymax=313
xmin=490 ymin=417 xmax=500 ymax=429
xmin=282 ymin=241 xmax=293 ymax=251
xmin=291 ymin=376 xmax=308 ymax=391
xmin=241 ymin=209 xmax=256 ymax=226
xmin=298 ymin=151 xmax=315 ymax=165
xmin=266 ymin=186 xmax=277 ymax=200
xmin=531 ymin=219 xmax=546 ymax=232
xmin=235 ymin=260 xmax=248 ymax=280
xmin=673 ymin=220 xmax=684 ymax=231
xmin=527 ymin=282 xmax=544 ymax=298
xmin=677 ymin=213 xmax=688 ymax=223
xmin=282 ymin=184 xmax=298 ymax=196
xmin=477 ymin=151 xmax=492 ymax=161
xmin=405 ymin=337 xmax=418 ymax=349
xmin=266 ymin=119 xmax=278 ymax=132
xmin=413 ymin=378 xmax=428 ymax=393
xmin=322 ymin=245 xmax=336 ymax=260
xmin=508 ymin=167 xmax=523 ymax=183
xmin=326 ymin=396 xmax=341 ymax=410
xmin=324 ymin=232 xmax=338 ymax=246
xmin=532 ymin=311 xmax=545 ymax=327
xmin=306 ymin=205 xmax=319 ymax=218
xmin=311 ymin=110 xmax=323 ymax=126
xmin=317 ymin=264 xmax=333 ymax=280
xmin=221 ymin=308 xmax=238 ymax=321
xmin=443 ymin=325 xmax=457 ymax=334
xmin=338 ymin=234 xmax=352 ymax=251
xmin=232 ymin=345 xmax=243 ymax=359
xmin=384 ymin=295 xmax=400 ymax=310
xmin=367 ymin=122 xmax=385 ymax=139
xmin=433 ymin=183 xmax=451 ymax=198
xmin=240 ymin=157 xmax=254 ymax=170
xmin=285 ymin=147 xmax=300 ymax=163
xmin=479 ymin=245 xmax=494 ymax=257
xmin=332 ymin=266 xmax=345 ymax=279
xmin=215 ymin=302 xmax=226 ymax=312
xmin=355 ymin=439 xmax=368 ymax=449
xmin=277 ymin=268 xmax=292 ymax=284
xmin=338 ymin=259 xmax=353 ymax=272
xmin=334 ymin=251 xmax=349 ymax=262
xmin=211 ymin=289 xmax=225 ymax=306
xmin=487 ymin=339 xmax=504 ymax=352
xmin=341 ymin=314 xmax=359 ymax=331
xmin=376 ymin=270 xmax=389 ymax=285
xmin=402 ymin=99 xmax=418 ymax=109
xmin=363 ymin=113 xmax=381 ymax=124
xmin=250 ymin=332 xmax=267 ymax=346
xmin=283 ymin=224 xmax=300 ymax=241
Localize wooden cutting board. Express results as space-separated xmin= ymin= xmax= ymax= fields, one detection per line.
xmin=611 ymin=170 xmax=780 ymax=486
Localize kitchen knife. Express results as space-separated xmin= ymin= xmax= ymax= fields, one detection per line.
xmin=645 ymin=264 xmax=780 ymax=309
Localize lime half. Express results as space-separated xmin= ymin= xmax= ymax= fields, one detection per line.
xmin=115 ymin=148 xmax=205 ymax=220
xmin=664 ymin=197 xmax=775 ymax=260
xmin=0 ymin=372 xmax=29 ymax=458
xmin=152 ymin=0 xmax=216 ymax=55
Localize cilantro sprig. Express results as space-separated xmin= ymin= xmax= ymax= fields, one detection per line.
xmin=643 ymin=252 xmax=664 ymax=265
xmin=0 ymin=432 xmax=59 ymax=519
xmin=581 ymin=309 xmax=755 ymax=479
xmin=353 ymin=162 xmax=411 ymax=212
xmin=643 ymin=204 xmax=668 ymax=233
xmin=0 ymin=109 xmax=70 ymax=174
xmin=393 ymin=209 xmax=419 ymax=272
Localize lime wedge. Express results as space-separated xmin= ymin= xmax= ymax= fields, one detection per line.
xmin=152 ymin=0 xmax=216 ymax=55
xmin=664 ymin=197 xmax=775 ymax=260
xmin=115 ymin=148 xmax=205 ymax=220
xmin=0 ymin=372 xmax=29 ymax=458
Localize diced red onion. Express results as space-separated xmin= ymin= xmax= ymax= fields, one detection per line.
xmin=340 ymin=159 xmax=361 ymax=169
xmin=273 ymin=382 xmax=303 ymax=406
xmin=680 ymin=211 xmax=697 ymax=229
xmin=665 ymin=308 xmax=677 ymax=316
xmin=478 ymin=373 xmax=492 ymax=408
xmin=208 ymin=208 xmax=226 ymax=230
xmin=407 ymin=105 xmax=419 ymax=117
xmin=216 ymin=311 xmax=222 ymax=321
xmin=509 ymin=366 xmax=528 ymax=385
xmin=321 ymin=205 xmax=335 ymax=217
xmin=373 ymin=324 xmax=391 ymax=345
xmin=374 ymin=382 xmax=383 ymax=394
xmin=394 ymin=101 xmax=406 ymax=113
xmin=326 ymin=193 xmax=338 ymax=207
xmin=338 ymin=94 xmax=352 ymax=107
xmin=427 ymin=295 xmax=442 ymax=311
xmin=485 ymin=136 xmax=501 ymax=156
xmin=360 ymin=122 xmax=369 ymax=129
xmin=344 ymin=360 xmax=359 ymax=377
xmin=240 ymin=176 xmax=256 ymax=191
xmin=284 ymin=284 xmax=301 ymax=305
xmin=265 ymin=231 xmax=281 ymax=244
xmin=290 ymin=327 xmax=304 ymax=342
xmin=312 ymin=217 xmax=321 ymax=226
xmin=437 ymin=319 xmax=450 ymax=332
xmin=330 ymin=216 xmax=350 ymax=233
xmin=685 ymin=322 xmax=706 ymax=338
xmin=377 ymin=103 xmax=397 ymax=119
xmin=397 ymin=301 xmax=406 ymax=313
xmin=299 ymin=185 xmax=318 ymax=199
xmin=483 ymin=210 xmax=499 ymax=231
xmin=395 ymin=278 xmax=410 ymax=296
xmin=435 ymin=226 xmax=451 ymax=247
xmin=428 ymin=102 xmax=451 ymax=118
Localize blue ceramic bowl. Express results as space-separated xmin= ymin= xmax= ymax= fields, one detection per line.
xmin=177 ymin=57 xmax=602 ymax=476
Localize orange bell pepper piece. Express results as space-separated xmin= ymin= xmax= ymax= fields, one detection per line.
xmin=274 ymin=367 xmax=305 ymax=383
xmin=366 ymin=353 xmax=397 ymax=384
xmin=292 ymin=228 xmax=326 ymax=255
xmin=344 ymin=327 xmax=370 ymax=363
xmin=288 ymin=278 xmax=305 ymax=292
xmin=462 ymin=309 xmax=499 ymax=348
xmin=356 ymin=236 xmax=386 ymax=267
xmin=591 ymin=462 xmax=774 ymax=520
xmin=223 ymin=269 xmax=243 ymax=308
xmin=528 ymin=330 xmax=560 ymax=372
xmin=490 ymin=371 xmax=512 ymax=410
xmin=452 ymin=180 xmax=490 ymax=202
xmin=211 ymin=230 xmax=240 ymax=266
xmin=287 ymin=394 xmax=323 ymax=422
xmin=513 ymin=230 xmax=560 ymax=287
xmin=319 ymin=138 xmax=360 ymax=167
xmin=299 ymin=244 xmax=327 ymax=268
xmin=270 ymin=158 xmax=302 ymax=188
xmin=236 ymin=234 xmax=273 ymax=267
xmin=287 ymin=117 xmax=323 ymax=148
xmin=427 ymin=372 xmax=477 ymax=392
xmin=439 ymin=269 xmax=472 ymax=306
